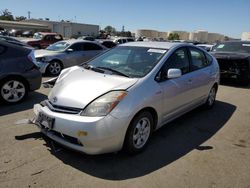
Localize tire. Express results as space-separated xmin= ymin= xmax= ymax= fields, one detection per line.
xmin=46 ymin=61 xmax=62 ymax=76
xmin=0 ymin=78 xmax=28 ymax=104
xmin=124 ymin=111 xmax=153 ymax=154
xmin=204 ymin=85 xmax=217 ymax=109
xmin=237 ymin=74 xmax=250 ymax=86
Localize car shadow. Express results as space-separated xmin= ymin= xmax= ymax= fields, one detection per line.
xmin=15 ymin=100 xmax=236 ymax=180
xmin=0 ymin=91 xmax=47 ymax=116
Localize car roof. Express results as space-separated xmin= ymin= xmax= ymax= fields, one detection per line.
xmin=120 ymin=41 xmax=186 ymax=49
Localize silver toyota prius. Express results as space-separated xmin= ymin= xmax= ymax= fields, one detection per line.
xmin=33 ymin=42 xmax=220 ymax=155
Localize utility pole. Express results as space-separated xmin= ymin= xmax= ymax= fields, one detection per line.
xmin=28 ymin=11 xmax=31 ymax=19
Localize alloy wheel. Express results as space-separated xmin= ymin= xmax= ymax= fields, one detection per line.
xmin=1 ymin=80 xmax=26 ymax=103
xmin=48 ymin=62 xmax=61 ymax=75
xmin=132 ymin=117 xmax=151 ymax=149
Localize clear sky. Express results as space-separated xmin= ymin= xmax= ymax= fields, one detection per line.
xmin=1 ymin=0 xmax=250 ymax=38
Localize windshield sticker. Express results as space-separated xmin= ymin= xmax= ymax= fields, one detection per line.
xmin=217 ymin=44 xmax=224 ymax=48
xmin=147 ymin=49 xmax=166 ymax=54
xmin=242 ymin=44 xmax=250 ymax=47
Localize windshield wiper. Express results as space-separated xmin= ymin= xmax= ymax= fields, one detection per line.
xmin=96 ymin=66 xmax=129 ymax=77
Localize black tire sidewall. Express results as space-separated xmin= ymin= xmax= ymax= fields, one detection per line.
xmin=124 ymin=111 xmax=154 ymax=154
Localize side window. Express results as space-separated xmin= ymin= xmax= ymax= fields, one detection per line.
xmin=164 ymin=48 xmax=189 ymax=75
xmin=70 ymin=43 xmax=84 ymax=51
xmin=189 ymin=48 xmax=208 ymax=71
xmin=84 ymin=43 xmax=103 ymax=51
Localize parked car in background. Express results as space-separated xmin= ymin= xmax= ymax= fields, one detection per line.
xmin=33 ymin=42 xmax=219 ymax=155
xmin=0 ymin=41 xmax=41 ymax=103
xmin=0 ymin=29 xmax=9 ymax=36
xmin=113 ymin=37 xmax=135 ymax=44
xmin=0 ymin=35 xmax=33 ymax=48
xmin=35 ymin=39 xmax=107 ymax=75
xmin=78 ymin=36 xmax=95 ymax=41
xmin=211 ymin=41 xmax=250 ymax=85
xmin=96 ymin=39 xmax=117 ymax=48
xmin=22 ymin=30 xmax=34 ymax=38
xmin=23 ymin=32 xmax=63 ymax=49
xmin=9 ymin=29 xmax=23 ymax=37
xmin=197 ymin=44 xmax=214 ymax=52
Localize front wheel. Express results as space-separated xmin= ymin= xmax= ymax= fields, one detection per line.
xmin=124 ymin=111 xmax=153 ymax=154
xmin=46 ymin=61 xmax=62 ymax=76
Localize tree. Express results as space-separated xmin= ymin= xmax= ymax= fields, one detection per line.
xmin=104 ymin=25 xmax=116 ymax=35
xmin=0 ymin=9 xmax=14 ymax=21
xmin=15 ymin=16 xmax=26 ymax=21
xmin=224 ymin=36 xmax=230 ymax=41
xmin=168 ymin=33 xmax=180 ymax=40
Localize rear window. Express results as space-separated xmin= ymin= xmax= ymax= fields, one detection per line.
xmin=213 ymin=42 xmax=250 ymax=53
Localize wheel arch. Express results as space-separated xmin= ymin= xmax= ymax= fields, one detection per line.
xmin=0 ymin=75 xmax=30 ymax=91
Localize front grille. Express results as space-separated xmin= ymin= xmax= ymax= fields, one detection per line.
xmin=41 ymin=100 xmax=82 ymax=114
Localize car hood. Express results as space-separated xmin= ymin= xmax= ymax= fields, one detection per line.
xmin=35 ymin=49 xmax=61 ymax=58
xmin=48 ymin=66 xmax=138 ymax=109
xmin=210 ymin=52 xmax=250 ymax=60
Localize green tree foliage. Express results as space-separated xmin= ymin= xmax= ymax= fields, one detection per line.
xmin=104 ymin=25 xmax=116 ymax=35
xmin=0 ymin=9 xmax=14 ymax=21
xmin=168 ymin=33 xmax=180 ymax=40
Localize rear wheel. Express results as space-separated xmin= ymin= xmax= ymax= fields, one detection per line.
xmin=124 ymin=111 xmax=153 ymax=154
xmin=0 ymin=78 xmax=27 ymax=103
xmin=46 ymin=61 xmax=62 ymax=76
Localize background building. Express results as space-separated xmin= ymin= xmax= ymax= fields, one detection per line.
xmin=168 ymin=30 xmax=189 ymax=40
xmin=136 ymin=28 xmax=226 ymax=43
xmin=241 ymin=32 xmax=250 ymax=41
xmin=135 ymin=29 xmax=159 ymax=39
xmin=23 ymin=19 xmax=99 ymax=38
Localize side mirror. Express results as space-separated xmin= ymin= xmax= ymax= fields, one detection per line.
xmin=167 ymin=68 xmax=182 ymax=79
xmin=66 ymin=48 xmax=73 ymax=53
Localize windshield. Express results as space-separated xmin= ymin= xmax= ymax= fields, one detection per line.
xmin=46 ymin=41 xmax=70 ymax=51
xmin=212 ymin=42 xmax=250 ymax=53
xmin=85 ymin=46 xmax=167 ymax=78
xmin=33 ymin=33 xmax=43 ymax=39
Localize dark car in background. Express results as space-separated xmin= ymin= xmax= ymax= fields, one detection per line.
xmin=0 ymin=41 xmax=42 ymax=103
xmin=96 ymin=39 xmax=117 ymax=48
xmin=22 ymin=30 xmax=34 ymax=38
xmin=211 ymin=41 xmax=250 ymax=85
xmin=9 ymin=29 xmax=23 ymax=37
xmin=23 ymin=32 xmax=63 ymax=49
